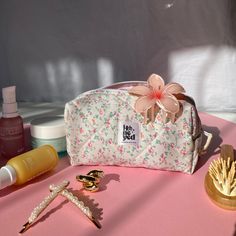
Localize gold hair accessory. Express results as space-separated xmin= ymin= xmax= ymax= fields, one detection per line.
xmin=19 ymin=180 xmax=69 ymax=234
xmin=49 ymin=183 xmax=100 ymax=228
xmin=76 ymin=170 xmax=104 ymax=192
xmin=205 ymin=144 xmax=236 ymax=210
xmin=19 ymin=180 xmax=101 ymax=234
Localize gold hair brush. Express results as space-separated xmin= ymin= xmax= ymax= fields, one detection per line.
xmin=205 ymin=144 xmax=236 ymax=210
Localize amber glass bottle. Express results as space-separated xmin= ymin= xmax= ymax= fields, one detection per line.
xmin=0 ymin=86 xmax=25 ymax=160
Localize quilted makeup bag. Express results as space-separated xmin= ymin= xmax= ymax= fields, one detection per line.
xmin=64 ymin=74 xmax=212 ymax=174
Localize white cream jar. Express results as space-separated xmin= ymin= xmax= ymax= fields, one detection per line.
xmin=30 ymin=116 xmax=67 ymax=156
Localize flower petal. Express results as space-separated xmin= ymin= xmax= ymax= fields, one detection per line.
xmin=129 ymin=86 xmax=151 ymax=96
xmin=158 ymin=94 xmax=180 ymax=113
xmin=135 ymin=96 xmax=156 ymax=113
xmin=147 ymin=74 xmax=165 ymax=90
xmin=164 ymin=83 xmax=185 ymax=94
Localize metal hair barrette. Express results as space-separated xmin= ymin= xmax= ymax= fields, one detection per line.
xmin=19 ymin=180 xmax=101 ymax=234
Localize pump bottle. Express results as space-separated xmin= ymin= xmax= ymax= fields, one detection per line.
xmin=0 ymin=86 xmax=25 ymax=160
xmin=0 ymin=145 xmax=59 ymax=190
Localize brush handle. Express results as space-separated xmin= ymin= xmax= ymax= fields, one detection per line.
xmin=220 ymin=144 xmax=235 ymax=162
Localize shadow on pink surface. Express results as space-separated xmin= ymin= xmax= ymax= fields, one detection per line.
xmin=196 ymin=114 xmax=236 ymax=174
xmin=98 ymin=173 xmax=120 ymax=192
xmin=88 ymin=173 xmax=175 ymax=236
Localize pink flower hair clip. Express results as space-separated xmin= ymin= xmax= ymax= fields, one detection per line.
xmin=129 ymin=74 xmax=185 ymax=124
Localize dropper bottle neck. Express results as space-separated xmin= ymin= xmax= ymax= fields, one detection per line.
xmin=1 ymin=86 xmax=19 ymax=118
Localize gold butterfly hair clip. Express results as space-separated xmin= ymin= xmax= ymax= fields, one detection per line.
xmin=76 ymin=170 xmax=104 ymax=192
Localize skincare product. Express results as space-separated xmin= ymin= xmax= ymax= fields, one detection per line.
xmin=0 ymin=86 xmax=25 ymax=160
xmin=0 ymin=145 xmax=59 ymax=190
xmin=30 ymin=116 xmax=66 ymax=156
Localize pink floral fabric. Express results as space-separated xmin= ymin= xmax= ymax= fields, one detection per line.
xmin=64 ymin=89 xmax=203 ymax=174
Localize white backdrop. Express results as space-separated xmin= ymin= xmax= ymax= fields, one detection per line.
xmin=0 ymin=0 xmax=236 ymax=112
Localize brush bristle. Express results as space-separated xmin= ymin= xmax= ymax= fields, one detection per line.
xmin=209 ymin=157 xmax=236 ymax=196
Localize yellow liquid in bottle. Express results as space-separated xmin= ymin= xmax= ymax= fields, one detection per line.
xmin=7 ymin=145 xmax=59 ymax=185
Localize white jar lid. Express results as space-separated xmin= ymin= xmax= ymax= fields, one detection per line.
xmin=30 ymin=116 xmax=66 ymax=139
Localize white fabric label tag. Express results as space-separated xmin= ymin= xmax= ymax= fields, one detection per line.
xmin=118 ymin=121 xmax=140 ymax=145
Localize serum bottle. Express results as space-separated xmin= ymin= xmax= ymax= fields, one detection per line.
xmin=0 ymin=86 xmax=25 ymax=160
xmin=0 ymin=145 xmax=59 ymax=190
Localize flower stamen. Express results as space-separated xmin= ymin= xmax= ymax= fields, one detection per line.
xmin=149 ymin=90 xmax=163 ymax=100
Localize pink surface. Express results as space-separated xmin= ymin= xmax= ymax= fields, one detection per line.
xmin=0 ymin=113 xmax=236 ymax=236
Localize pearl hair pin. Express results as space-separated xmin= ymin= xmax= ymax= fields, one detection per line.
xmin=19 ymin=180 xmax=69 ymax=234
xmin=19 ymin=180 xmax=101 ymax=234
xmin=49 ymin=183 xmax=101 ymax=228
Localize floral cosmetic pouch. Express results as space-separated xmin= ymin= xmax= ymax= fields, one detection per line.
xmin=64 ymin=74 xmax=212 ymax=174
